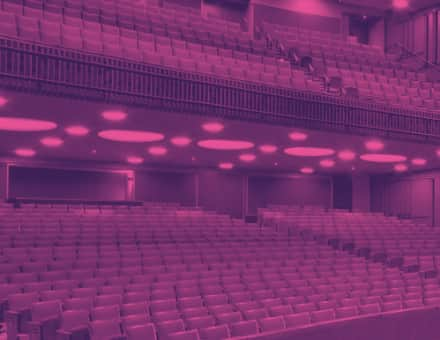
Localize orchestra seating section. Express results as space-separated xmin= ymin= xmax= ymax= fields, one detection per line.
xmin=259 ymin=206 xmax=440 ymax=276
xmin=0 ymin=201 xmax=439 ymax=340
xmin=264 ymin=22 xmax=440 ymax=110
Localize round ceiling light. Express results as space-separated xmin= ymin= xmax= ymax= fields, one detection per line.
xmin=0 ymin=117 xmax=57 ymax=132
xmin=360 ymin=153 xmax=407 ymax=163
xmin=300 ymin=167 xmax=315 ymax=174
xmin=259 ymin=145 xmax=278 ymax=154
xmin=170 ymin=136 xmax=192 ymax=147
xmin=289 ymin=131 xmax=308 ymax=141
xmin=394 ymin=163 xmax=408 ymax=172
xmin=127 ymin=156 xmax=144 ymax=164
xmin=198 ymin=139 xmax=254 ymax=151
xmin=239 ymin=153 xmax=256 ymax=162
xmin=284 ymin=147 xmax=335 ymax=157
xmin=320 ymin=159 xmax=335 ymax=168
xmin=219 ymin=162 xmax=234 ymax=170
xmin=338 ymin=150 xmax=356 ymax=161
xmin=65 ymin=125 xmax=90 ymax=136
xmin=411 ymin=158 xmax=427 ymax=166
xmin=148 ymin=146 xmax=168 ymax=156
xmin=202 ymin=122 xmax=224 ymax=133
xmin=365 ymin=139 xmax=384 ymax=152
xmin=14 ymin=148 xmax=36 ymax=157
xmin=0 ymin=96 xmax=8 ymax=107
xmin=101 ymin=110 xmax=127 ymax=121
xmin=98 ymin=130 xmax=164 ymax=143
xmin=40 ymin=137 xmax=64 ymax=147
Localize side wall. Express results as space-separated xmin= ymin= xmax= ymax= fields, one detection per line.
xmin=0 ymin=163 xmax=6 ymax=199
xmin=247 ymin=176 xmax=332 ymax=215
xmin=8 ymin=166 xmax=129 ymax=201
xmin=135 ymin=171 xmax=196 ymax=206
xmin=371 ymin=173 xmax=435 ymax=226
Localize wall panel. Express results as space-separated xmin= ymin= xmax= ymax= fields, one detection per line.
xmin=198 ymin=171 xmax=244 ymax=217
xmin=8 ymin=166 xmax=128 ymax=201
xmin=135 ymin=171 xmax=196 ymax=206
xmin=247 ymin=176 xmax=331 ymax=215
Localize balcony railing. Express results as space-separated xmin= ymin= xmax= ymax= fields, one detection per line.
xmin=1 ymin=36 xmax=440 ymax=142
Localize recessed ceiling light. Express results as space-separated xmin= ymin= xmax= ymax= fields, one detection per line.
xmin=393 ymin=0 xmax=408 ymax=9
xmin=219 ymin=162 xmax=234 ymax=170
xmin=198 ymin=139 xmax=254 ymax=150
xmin=411 ymin=158 xmax=427 ymax=166
xmin=300 ymin=167 xmax=314 ymax=174
xmin=259 ymin=144 xmax=278 ymax=154
xmin=14 ymin=148 xmax=36 ymax=157
xmin=202 ymin=122 xmax=224 ymax=133
xmin=40 ymin=137 xmax=64 ymax=147
xmin=127 ymin=156 xmax=144 ymax=164
xmin=284 ymin=147 xmax=335 ymax=157
xmin=98 ymin=130 xmax=164 ymax=143
xmin=0 ymin=117 xmax=57 ymax=131
xmin=365 ymin=139 xmax=384 ymax=151
xmin=65 ymin=125 xmax=90 ymax=136
xmin=101 ymin=110 xmax=127 ymax=121
xmin=239 ymin=153 xmax=256 ymax=162
xmin=148 ymin=146 xmax=168 ymax=156
xmin=394 ymin=163 xmax=408 ymax=172
xmin=0 ymin=96 xmax=8 ymax=107
xmin=338 ymin=150 xmax=356 ymax=161
xmin=320 ymin=159 xmax=335 ymax=168
xmin=171 ymin=136 xmax=192 ymax=147
xmin=360 ymin=153 xmax=407 ymax=163
xmin=289 ymin=131 xmax=308 ymax=141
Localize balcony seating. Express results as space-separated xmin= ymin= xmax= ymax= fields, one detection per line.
xmin=263 ymin=21 xmax=439 ymax=112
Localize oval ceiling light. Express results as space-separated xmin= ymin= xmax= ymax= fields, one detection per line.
xmin=202 ymin=122 xmax=224 ymax=133
xmin=411 ymin=158 xmax=427 ymax=166
xmin=198 ymin=139 xmax=254 ymax=151
xmin=300 ymin=167 xmax=315 ymax=174
xmin=65 ymin=125 xmax=90 ymax=136
xmin=127 ymin=156 xmax=144 ymax=164
xmin=148 ymin=146 xmax=168 ymax=156
xmin=394 ymin=163 xmax=408 ymax=172
xmin=0 ymin=117 xmax=57 ymax=132
xmin=436 ymin=149 xmax=440 ymax=157
xmin=259 ymin=144 xmax=278 ymax=154
xmin=101 ymin=110 xmax=127 ymax=121
xmin=0 ymin=96 xmax=8 ymax=107
xmin=289 ymin=131 xmax=308 ymax=141
xmin=239 ymin=153 xmax=256 ymax=162
xmin=40 ymin=136 xmax=64 ymax=147
xmin=284 ymin=147 xmax=335 ymax=157
xmin=365 ymin=139 xmax=384 ymax=152
xmin=98 ymin=130 xmax=164 ymax=143
xmin=338 ymin=150 xmax=356 ymax=161
xmin=219 ymin=162 xmax=234 ymax=170
xmin=14 ymin=148 xmax=36 ymax=157
xmin=320 ymin=159 xmax=335 ymax=168
xmin=360 ymin=153 xmax=407 ymax=163
xmin=171 ymin=136 xmax=192 ymax=147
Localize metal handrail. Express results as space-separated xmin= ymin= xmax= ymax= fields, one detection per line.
xmin=1 ymin=37 xmax=440 ymax=142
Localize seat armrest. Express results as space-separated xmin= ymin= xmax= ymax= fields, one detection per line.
xmin=29 ymin=317 xmax=60 ymax=340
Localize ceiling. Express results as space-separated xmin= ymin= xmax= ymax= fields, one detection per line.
xmin=0 ymin=90 xmax=439 ymax=175
xmin=338 ymin=0 xmax=440 ymax=12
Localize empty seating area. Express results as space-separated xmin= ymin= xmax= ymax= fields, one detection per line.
xmin=0 ymin=0 xmax=319 ymax=90
xmin=0 ymin=201 xmax=438 ymax=339
xmin=264 ymin=22 xmax=440 ymax=111
xmin=259 ymin=206 xmax=440 ymax=276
